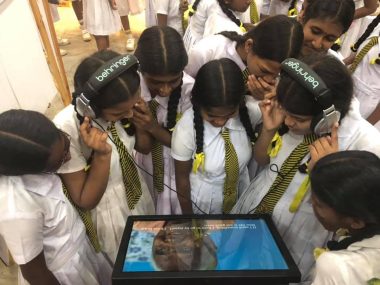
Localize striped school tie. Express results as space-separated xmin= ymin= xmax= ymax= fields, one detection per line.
xmin=149 ymin=99 xmax=164 ymax=194
xmin=221 ymin=129 xmax=239 ymax=213
xmin=108 ymin=122 xmax=142 ymax=209
xmin=181 ymin=0 xmax=189 ymax=33
xmin=349 ymin=37 xmax=379 ymax=73
xmin=62 ymin=183 xmax=101 ymax=252
xmin=255 ymin=134 xmax=317 ymax=214
xmin=250 ymin=0 xmax=259 ymax=24
xmin=242 ymin=67 xmax=250 ymax=83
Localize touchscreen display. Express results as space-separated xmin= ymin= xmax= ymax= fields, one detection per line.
xmin=123 ymin=219 xmax=288 ymax=272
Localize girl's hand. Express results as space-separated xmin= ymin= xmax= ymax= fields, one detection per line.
xmin=343 ymin=52 xmax=356 ymax=66
xmin=259 ymin=98 xmax=285 ymax=132
xmin=308 ymin=123 xmax=339 ymax=171
xmin=108 ymin=0 xmax=117 ymax=10
xmin=80 ymin=117 xmax=112 ymax=155
xmin=179 ymin=0 xmax=189 ymax=13
xmin=247 ymin=74 xmax=276 ymax=101
xmin=130 ymin=99 xmax=159 ymax=132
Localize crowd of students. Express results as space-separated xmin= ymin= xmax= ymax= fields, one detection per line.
xmin=1 ymin=0 xmax=380 ymax=284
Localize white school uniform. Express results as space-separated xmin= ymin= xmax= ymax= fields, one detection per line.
xmin=0 ymin=174 xmax=112 ymax=285
xmin=312 ymin=235 xmax=380 ymax=285
xmin=262 ymin=0 xmax=303 ymax=16
xmin=183 ymin=0 xmax=219 ymax=52
xmin=135 ymin=72 xmax=194 ymax=215
xmin=156 ymin=0 xmax=184 ymax=35
xmin=232 ymin=98 xmax=380 ymax=282
xmin=185 ymin=34 xmax=246 ymax=78
xmin=54 ymin=105 xmax=155 ymax=263
xmin=171 ymin=96 xmax=262 ymax=214
xmin=203 ymin=4 xmax=247 ymax=38
xmin=83 ymin=0 xmax=122 ymax=36
xmin=352 ymin=19 xmax=380 ymax=131
xmin=145 ymin=0 xmax=157 ymax=27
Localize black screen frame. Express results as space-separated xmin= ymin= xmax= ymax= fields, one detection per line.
xmin=112 ymin=214 xmax=301 ymax=285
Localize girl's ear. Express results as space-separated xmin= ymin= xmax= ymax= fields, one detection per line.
xmin=244 ymin=39 xmax=254 ymax=55
xmin=345 ymin=217 xmax=366 ymax=230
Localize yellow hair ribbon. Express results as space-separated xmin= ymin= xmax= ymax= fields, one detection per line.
xmin=84 ymin=164 xmax=91 ymax=172
xmin=239 ymin=22 xmax=247 ymax=33
xmin=289 ymin=175 xmax=310 ymax=213
xmin=313 ymin=247 xmax=328 ymax=260
xmin=123 ymin=122 xmax=131 ymax=128
xmin=370 ymin=56 xmax=380 ymax=65
xmin=335 ymin=38 xmax=342 ymax=46
xmin=192 ymin=152 xmax=205 ymax=173
xmin=267 ymin=132 xmax=282 ymax=158
xmin=188 ymin=4 xmax=195 ymax=15
xmin=288 ymin=8 xmax=298 ymax=16
xmin=367 ymin=278 xmax=380 ymax=285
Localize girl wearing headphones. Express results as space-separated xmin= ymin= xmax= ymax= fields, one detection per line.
xmin=0 ymin=110 xmax=111 ymax=285
xmin=310 ymin=151 xmax=380 ymax=285
xmin=232 ymin=53 xmax=380 ymax=282
xmin=133 ymin=26 xmax=194 ymax=215
xmin=186 ymin=15 xmax=304 ymax=101
xmin=54 ymin=50 xmax=155 ymax=264
xmin=172 ymin=58 xmax=262 ymax=215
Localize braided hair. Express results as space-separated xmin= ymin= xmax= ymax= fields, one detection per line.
xmin=192 ymin=58 xmax=254 ymax=157
xmin=217 ymin=0 xmax=244 ymax=29
xmin=135 ymin=26 xmax=188 ymax=132
xmin=288 ymin=0 xmax=298 ymax=16
xmin=310 ymin=150 xmax=380 ymax=250
xmin=189 ymin=0 xmax=202 ymax=16
xmin=350 ymin=14 xmax=380 ymax=64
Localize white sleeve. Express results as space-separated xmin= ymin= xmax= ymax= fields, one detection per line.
xmin=0 ymin=213 xmax=43 ymax=265
xmin=155 ymin=0 xmax=170 ymax=15
xmin=171 ymin=111 xmax=196 ymax=161
xmin=245 ymin=95 xmax=262 ymax=128
xmin=311 ymin=253 xmax=350 ymax=285
xmin=185 ymin=40 xmax=213 ymax=78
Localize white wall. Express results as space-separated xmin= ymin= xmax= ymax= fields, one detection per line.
xmin=0 ymin=0 xmax=57 ymax=113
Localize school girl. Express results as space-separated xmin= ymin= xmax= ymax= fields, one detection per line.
xmin=171 ymin=58 xmax=262 ymax=215
xmin=203 ymin=0 xmax=251 ymax=37
xmin=348 ymin=15 xmax=380 ymax=131
xmin=0 ymin=110 xmax=112 ymax=285
xmin=54 ymin=50 xmax=155 ymax=263
xmin=232 ymin=53 xmax=380 ymax=282
xmin=299 ymin=0 xmax=355 ymax=57
xmin=309 ymin=151 xmax=380 ymax=284
xmin=133 ymin=26 xmax=194 ymax=215
xmin=185 ymin=15 xmax=304 ymax=100
xmin=156 ymin=0 xmax=189 ymax=36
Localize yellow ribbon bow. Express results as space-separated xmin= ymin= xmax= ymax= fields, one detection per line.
xmin=267 ymin=132 xmax=282 ymax=158
xmin=193 ymin=152 xmax=205 ymax=173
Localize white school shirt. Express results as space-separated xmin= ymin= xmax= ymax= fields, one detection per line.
xmin=0 ymin=174 xmax=112 ymax=285
xmin=262 ymin=0 xmax=304 ymax=16
xmin=352 ymin=20 xmax=380 ymax=130
xmin=171 ymin=96 xmax=262 ymax=214
xmin=185 ymin=34 xmax=246 ymax=78
xmin=183 ymin=0 xmax=219 ymax=52
xmin=232 ymin=99 xmax=380 ymax=283
xmin=156 ymin=0 xmax=184 ymax=35
xmin=312 ymin=235 xmax=380 ymax=285
xmin=134 ymin=72 xmax=194 ymax=215
xmin=203 ymin=4 xmax=246 ymax=38
xmin=83 ymin=0 xmax=122 ymax=36
xmin=54 ymin=105 xmax=155 ymax=263
xmin=145 ymin=0 xmax=157 ymax=27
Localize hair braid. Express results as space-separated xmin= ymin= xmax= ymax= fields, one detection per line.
xmin=189 ymin=0 xmax=202 ymax=16
xmin=351 ymin=14 xmax=380 ymax=52
xmin=239 ymin=101 xmax=256 ymax=143
xmin=217 ymin=0 xmax=243 ymax=28
xmin=166 ymin=78 xmax=183 ymax=131
xmin=193 ymin=105 xmax=204 ymax=155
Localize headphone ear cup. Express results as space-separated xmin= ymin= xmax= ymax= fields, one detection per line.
xmin=310 ymin=113 xmax=324 ymax=135
xmin=311 ymin=110 xmax=341 ymax=136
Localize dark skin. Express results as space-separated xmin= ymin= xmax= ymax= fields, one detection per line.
xmin=20 ymin=252 xmax=60 ymax=285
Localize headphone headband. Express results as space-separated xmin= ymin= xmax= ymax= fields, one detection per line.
xmin=280 ymin=58 xmax=340 ymax=135
xmin=75 ymin=54 xmax=139 ymax=119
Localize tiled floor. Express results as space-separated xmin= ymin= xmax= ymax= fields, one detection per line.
xmin=0 ymin=5 xmax=145 ymax=285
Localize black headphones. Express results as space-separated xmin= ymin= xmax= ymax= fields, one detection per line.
xmin=74 ymin=54 xmax=139 ymax=119
xmin=281 ymin=58 xmax=340 ymax=136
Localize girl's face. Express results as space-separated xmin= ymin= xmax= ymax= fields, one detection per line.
xmin=143 ymin=72 xmax=183 ymax=98
xmin=201 ymin=105 xmax=239 ymax=128
xmin=45 ymin=130 xmax=71 ymax=172
xmin=301 ymin=18 xmax=343 ymax=55
xmin=311 ymin=192 xmax=349 ymax=232
xmin=246 ymin=51 xmax=281 ymax=85
xmin=101 ymin=90 xmax=140 ymax=122
xmin=225 ymin=0 xmax=252 ymax=13
xmin=283 ymin=110 xmax=313 ymax=135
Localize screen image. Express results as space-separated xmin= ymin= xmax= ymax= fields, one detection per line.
xmin=123 ymin=219 xmax=288 ymax=272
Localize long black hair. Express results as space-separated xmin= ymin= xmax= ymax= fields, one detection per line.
xmin=0 ymin=110 xmax=61 ymax=175
xmin=310 ymin=150 xmax=380 ymax=250
xmin=135 ymin=26 xmax=188 ymax=132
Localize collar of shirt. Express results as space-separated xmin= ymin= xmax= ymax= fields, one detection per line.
xmin=19 ymin=174 xmax=65 ymax=202
xmin=226 ymin=40 xmax=246 ymax=71
xmin=347 ymin=235 xmax=380 ymax=250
